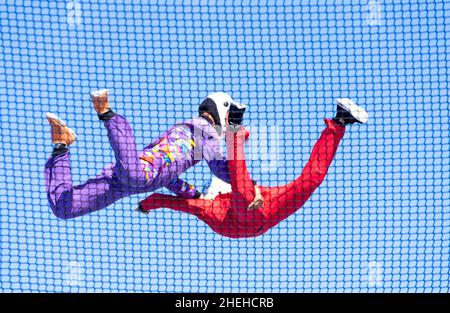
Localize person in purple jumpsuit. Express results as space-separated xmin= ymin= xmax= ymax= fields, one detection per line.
xmin=44 ymin=89 xmax=234 ymax=219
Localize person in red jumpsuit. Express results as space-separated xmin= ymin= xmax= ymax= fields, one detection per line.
xmin=138 ymin=98 xmax=368 ymax=238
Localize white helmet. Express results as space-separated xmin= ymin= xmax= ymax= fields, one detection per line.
xmin=198 ymin=92 xmax=234 ymax=127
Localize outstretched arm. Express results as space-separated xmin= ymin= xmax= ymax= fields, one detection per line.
xmin=138 ymin=193 xmax=227 ymax=228
xmin=139 ymin=193 xmax=203 ymax=215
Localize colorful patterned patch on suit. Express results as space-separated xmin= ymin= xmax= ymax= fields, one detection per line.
xmin=139 ymin=126 xmax=196 ymax=181
xmin=182 ymin=180 xmax=195 ymax=193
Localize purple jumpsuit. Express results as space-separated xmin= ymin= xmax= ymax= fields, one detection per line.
xmin=44 ymin=114 xmax=230 ymax=219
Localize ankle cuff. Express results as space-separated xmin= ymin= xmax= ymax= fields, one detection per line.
xmin=52 ymin=143 xmax=69 ymax=156
xmin=98 ymin=109 xmax=115 ymax=121
xmin=332 ymin=117 xmax=347 ymax=126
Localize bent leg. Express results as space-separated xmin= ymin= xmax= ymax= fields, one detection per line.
xmin=266 ymin=119 xmax=346 ymax=222
xmin=226 ymin=128 xmax=256 ymax=213
xmin=225 ymin=128 xmax=267 ymax=232
xmin=103 ymin=114 xmax=147 ymax=186
xmin=45 ymin=152 xmax=125 ymax=219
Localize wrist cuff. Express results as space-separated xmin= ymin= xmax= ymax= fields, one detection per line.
xmin=193 ymin=190 xmax=202 ymax=199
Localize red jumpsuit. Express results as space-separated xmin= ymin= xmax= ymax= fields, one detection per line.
xmin=140 ymin=119 xmax=346 ymax=238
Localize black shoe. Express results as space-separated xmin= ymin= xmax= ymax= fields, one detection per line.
xmin=228 ymin=102 xmax=246 ymax=126
xmin=333 ymin=98 xmax=369 ymax=126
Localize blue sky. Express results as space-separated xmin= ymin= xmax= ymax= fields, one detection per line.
xmin=0 ymin=0 xmax=449 ymax=292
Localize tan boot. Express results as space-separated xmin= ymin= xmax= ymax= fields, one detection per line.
xmin=46 ymin=113 xmax=77 ymax=146
xmin=90 ymin=89 xmax=110 ymax=115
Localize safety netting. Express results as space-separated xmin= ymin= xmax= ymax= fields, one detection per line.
xmin=0 ymin=0 xmax=448 ymax=292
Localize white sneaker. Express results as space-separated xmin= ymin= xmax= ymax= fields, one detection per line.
xmin=46 ymin=113 xmax=77 ymax=145
xmin=90 ymin=89 xmax=110 ymax=114
xmin=336 ymin=98 xmax=369 ymax=124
